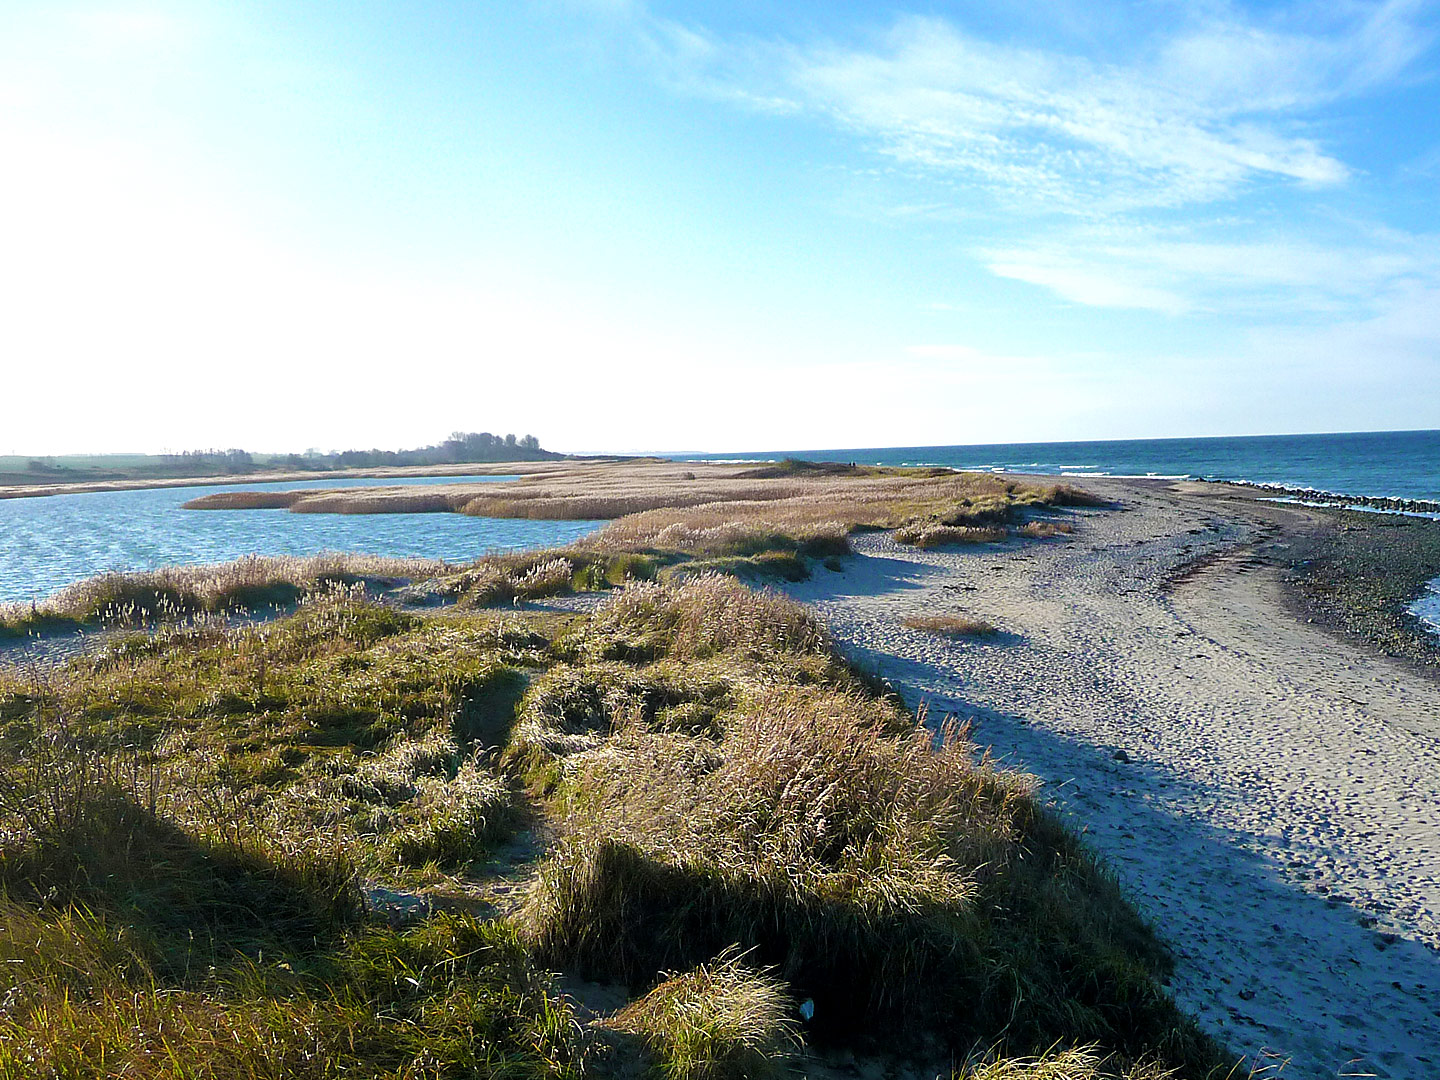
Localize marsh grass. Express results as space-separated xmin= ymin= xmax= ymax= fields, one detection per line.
xmin=182 ymin=460 xmax=1088 ymax=541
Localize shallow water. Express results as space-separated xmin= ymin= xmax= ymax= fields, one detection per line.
xmin=0 ymin=475 xmax=603 ymax=604
xmin=1411 ymin=580 xmax=1440 ymax=634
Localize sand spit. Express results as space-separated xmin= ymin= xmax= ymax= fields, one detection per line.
xmin=0 ymin=461 xmax=548 ymax=501
xmin=787 ymin=479 xmax=1440 ymax=1079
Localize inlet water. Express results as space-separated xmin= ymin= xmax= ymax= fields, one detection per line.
xmin=0 ymin=475 xmax=603 ymax=604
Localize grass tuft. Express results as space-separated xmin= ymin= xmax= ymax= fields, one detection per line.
xmin=604 ymin=948 xmax=800 ymax=1080
xmin=902 ymin=614 xmax=1000 ymax=637
xmin=894 ymin=524 xmax=1008 ymax=547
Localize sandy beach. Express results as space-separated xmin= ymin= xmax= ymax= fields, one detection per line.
xmin=780 ymin=477 xmax=1440 ymax=1077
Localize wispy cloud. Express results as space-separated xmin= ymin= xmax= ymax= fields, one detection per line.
xmin=607 ymin=2 xmax=1431 ymax=214
xmin=982 ymin=225 xmax=1440 ymax=314
xmin=781 ymin=6 xmax=1435 ymax=214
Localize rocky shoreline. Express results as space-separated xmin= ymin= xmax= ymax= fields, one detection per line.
xmin=1216 ymin=477 xmax=1440 ymax=518
xmin=1275 ymin=506 xmax=1440 ymax=674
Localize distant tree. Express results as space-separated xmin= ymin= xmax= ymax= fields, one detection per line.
xmin=504 ymin=433 xmax=517 ymax=448
xmin=520 ymin=434 xmax=539 ymax=451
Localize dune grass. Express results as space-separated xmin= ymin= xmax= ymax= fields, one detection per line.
xmin=0 ymin=567 xmax=1230 ymax=1077
xmin=601 ymin=948 xmax=800 ymax=1080
xmin=903 ymin=614 xmax=1000 ymax=637
xmin=512 ymin=576 xmax=1223 ymax=1072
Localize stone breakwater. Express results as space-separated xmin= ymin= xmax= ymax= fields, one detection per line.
xmin=1215 ymin=479 xmax=1440 ymax=517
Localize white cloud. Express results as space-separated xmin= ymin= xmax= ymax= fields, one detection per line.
xmin=783 ymin=14 xmax=1366 ymax=213
xmin=619 ymin=4 xmax=1433 ymax=213
xmin=981 ymin=226 xmax=1440 ymax=313
xmin=985 ymin=257 xmax=1192 ymax=314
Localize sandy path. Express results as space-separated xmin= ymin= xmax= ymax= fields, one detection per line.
xmin=787 ymin=480 xmax=1440 ymax=1079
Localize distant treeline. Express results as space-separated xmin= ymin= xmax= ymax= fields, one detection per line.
xmin=170 ymin=432 xmax=557 ymax=472
xmin=3 ymin=432 xmax=559 ymax=485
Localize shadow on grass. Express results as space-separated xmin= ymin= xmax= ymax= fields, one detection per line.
xmin=0 ymin=787 xmax=361 ymax=977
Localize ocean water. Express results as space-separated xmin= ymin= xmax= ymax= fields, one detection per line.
xmin=0 ymin=475 xmax=603 ymax=605
xmin=1413 ymin=583 xmax=1440 ymax=634
xmin=677 ymin=429 xmax=1440 ymax=504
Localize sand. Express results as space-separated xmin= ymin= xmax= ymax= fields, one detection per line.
xmin=786 ymin=478 xmax=1440 ymax=1079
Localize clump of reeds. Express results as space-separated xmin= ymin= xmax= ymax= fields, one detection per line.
xmin=602 ymin=948 xmax=800 ymax=1080
xmin=1041 ymin=484 xmax=1112 ymax=508
xmin=902 ymin=614 xmax=999 ymax=637
xmin=573 ymin=575 xmax=832 ymax=664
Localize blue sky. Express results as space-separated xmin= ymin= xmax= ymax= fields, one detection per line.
xmin=1 ymin=1 xmax=1437 ymax=454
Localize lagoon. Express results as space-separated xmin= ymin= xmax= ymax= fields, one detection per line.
xmin=0 ymin=475 xmax=602 ymax=604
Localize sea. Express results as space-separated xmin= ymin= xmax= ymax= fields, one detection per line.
xmin=0 ymin=474 xmax=602 ymax=606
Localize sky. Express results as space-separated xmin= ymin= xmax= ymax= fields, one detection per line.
xmin=1 ymin=1 xmax=1437 ymax=455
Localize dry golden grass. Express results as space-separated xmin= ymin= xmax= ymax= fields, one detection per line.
xmin=175 ymin=462 xmax=1094 ymax=581
xmin=0 ymin=553 xmax=447 ymax=635
xmin=516 ymin=577 xmax=1219 ymax=1069
xmin=902 ymin=614 xmax=1000 ymax=637
xmin=893 ymin=523 xmax=1008 ymax=547
xmin=602 ymin=949 xmax=800 ymax=1080
xmin=1020 ymin=521 xmax=1075 ymax=539
xmin=956 ymin=1047 xmax=1177 ymax=1080
xmin=182 ymin=460 xmax=1074 ymax=531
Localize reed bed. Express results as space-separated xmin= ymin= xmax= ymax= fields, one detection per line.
xmin=181 ymin=460 xmax=1081 ymax=529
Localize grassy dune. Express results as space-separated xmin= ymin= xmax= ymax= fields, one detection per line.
xmin=0 ymin=574 xmax=1229 ymax=1077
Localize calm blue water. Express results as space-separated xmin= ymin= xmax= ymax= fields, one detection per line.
xmin=678 ymin=430 xmax=1440 ymax=504
xmin=0 ymin=475 xmax=603 ymax=605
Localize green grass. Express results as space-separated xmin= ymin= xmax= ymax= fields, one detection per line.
xmin=0 ymin=569 xmax=1230 ymax=1077
xmin=603 ymin=948 xmax=800 ymax=1080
